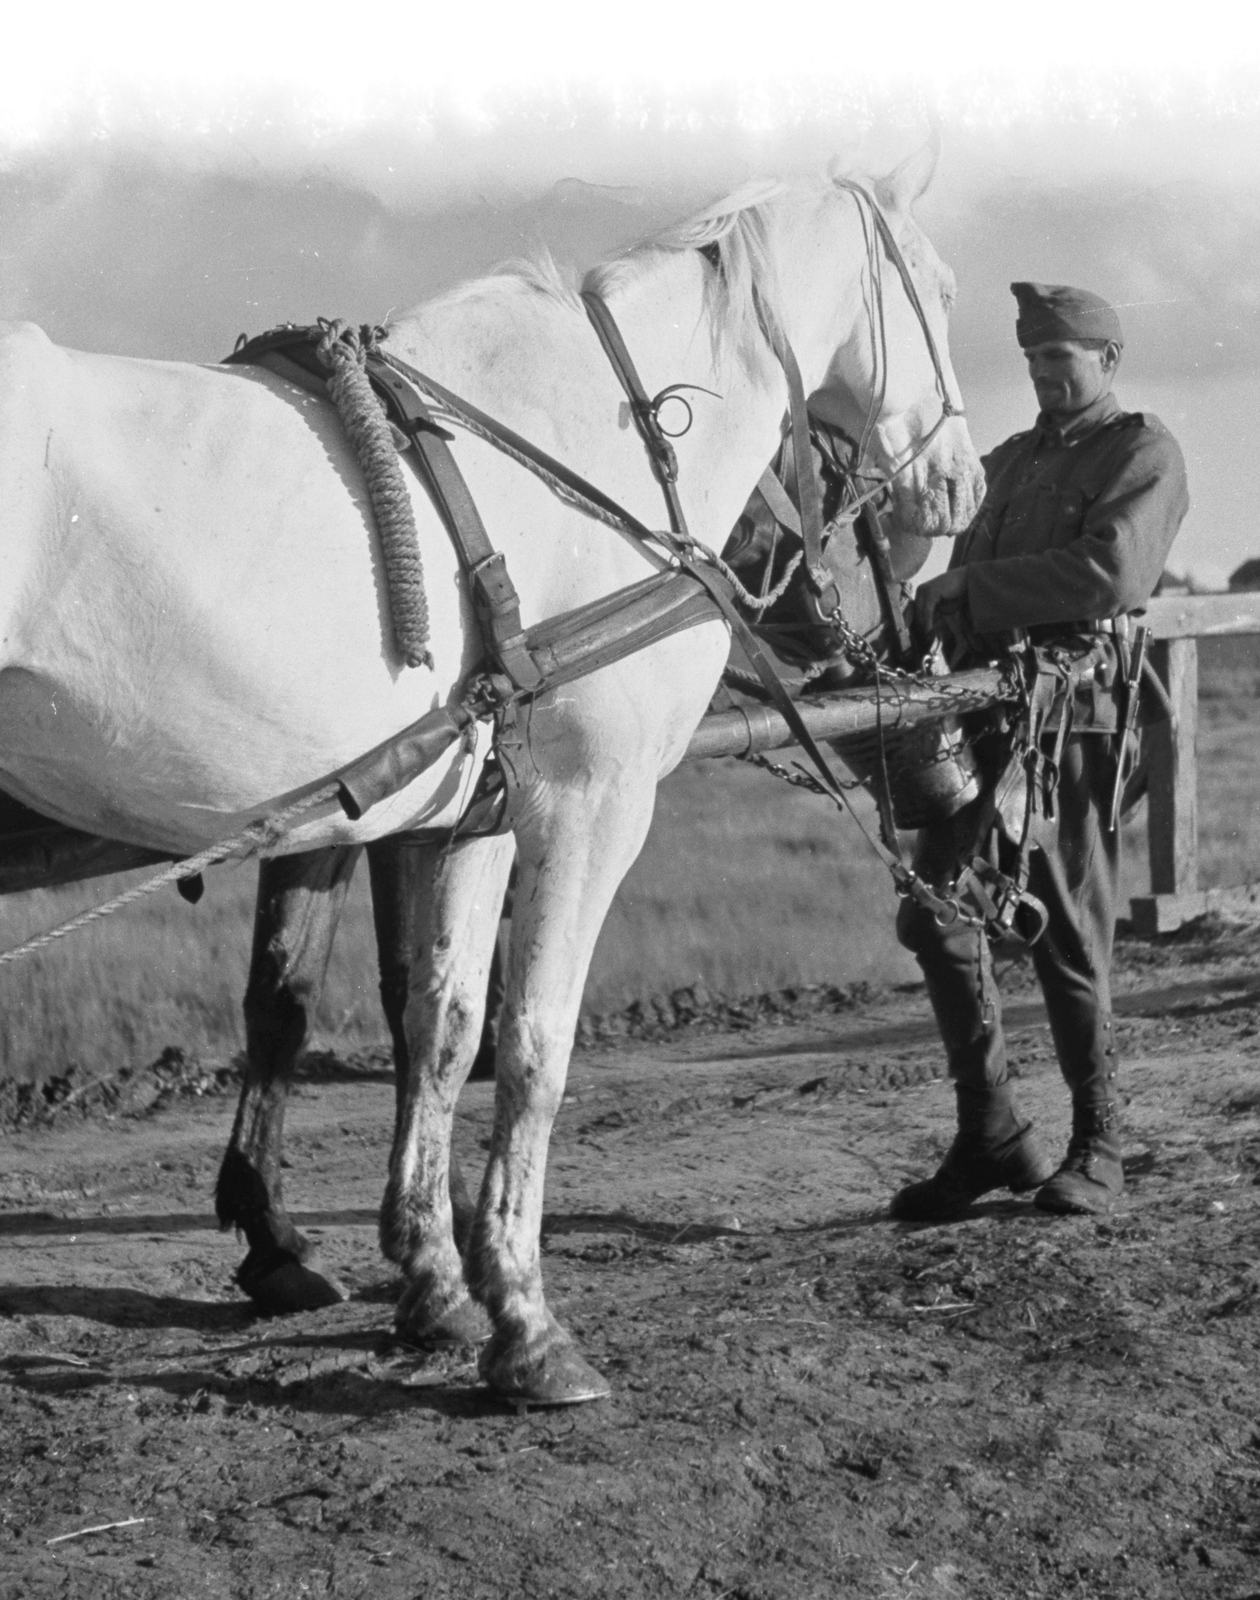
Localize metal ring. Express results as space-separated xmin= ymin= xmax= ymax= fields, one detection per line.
xmin=653 ymin=393 xmax=694 ymax=439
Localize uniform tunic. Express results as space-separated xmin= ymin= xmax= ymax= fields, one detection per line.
xmin=898 ymin=391 xmax=1188 ymax=1122
xmin=955 ymin=392 xmax=1188 ymax=638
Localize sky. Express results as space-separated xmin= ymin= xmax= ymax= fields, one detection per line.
xmin=5 ymin=3 xmax=1260 ymax=585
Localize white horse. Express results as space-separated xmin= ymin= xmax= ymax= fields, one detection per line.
xmin=0 ymin=149 xmax=982 ymax=1402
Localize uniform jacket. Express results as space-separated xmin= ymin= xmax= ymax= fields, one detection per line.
xmin=951 ymin=391 xmax=1189 ymax=636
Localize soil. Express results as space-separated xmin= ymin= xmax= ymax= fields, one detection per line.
xmin=3 ymin=918 xmax=1260 ymax=1600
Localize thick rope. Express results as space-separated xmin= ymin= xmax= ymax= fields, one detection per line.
xmin=0 ymin=784 xmax=340 ymax=969
xmin=316 ymin=320 xmax=433 ymax=669
xmin=713 ymin=549 xmax=803 ymax=611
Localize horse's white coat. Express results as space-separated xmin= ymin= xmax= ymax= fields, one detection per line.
xmin=0 ymin=155 xmax=984 ymax=1396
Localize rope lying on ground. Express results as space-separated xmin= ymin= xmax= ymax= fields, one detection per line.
xmin=316 ymin=320 xmax=433 ymax=669
xmin=0 ymin=784 xmax=341 ymax=969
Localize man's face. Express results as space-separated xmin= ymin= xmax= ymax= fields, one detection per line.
xmin=1024 ymin=340 xmax=1117 ymax=419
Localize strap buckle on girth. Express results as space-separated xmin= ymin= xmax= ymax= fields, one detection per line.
xmin=468 ymin=551 xmax=544 ymax=693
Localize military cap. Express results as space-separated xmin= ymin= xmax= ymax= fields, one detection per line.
xmin=1011 ymin=282 xmax=1124 ymax=349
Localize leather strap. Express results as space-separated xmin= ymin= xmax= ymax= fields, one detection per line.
xmin=581 ymin=289 xmax=689 ymax=538
xmin=377 ymin=351 xmax=668 ymax=558
xmin=387 ymin=387 xmax=544 ymax=693
xmin=753 ymin=464 xmax=803 ymax=538
xmin=832 ymin=179 xmax=962 ymax=425
xmin=750 ymin=291 xmax=827 ymax=588
xmin=857 ymin=503 xmax=914 ymax=662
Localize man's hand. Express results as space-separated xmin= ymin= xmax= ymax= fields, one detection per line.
xmin=913 ymin=569 xmax=969 ymax=638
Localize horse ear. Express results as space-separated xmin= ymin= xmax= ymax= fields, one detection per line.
xmin=874 ymin=134 xmax=940 ymax=216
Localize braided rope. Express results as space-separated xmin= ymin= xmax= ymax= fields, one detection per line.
xmin=712 ymin=549 xmax=803 ymax=612
xmin=0 ymin=784 xmax=340 ymax=969
xmin=316 ymin=321 xmax=433 ymax=669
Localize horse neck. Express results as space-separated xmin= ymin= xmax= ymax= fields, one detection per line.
xmin=595 ymin=250 xmax=789 ymax=548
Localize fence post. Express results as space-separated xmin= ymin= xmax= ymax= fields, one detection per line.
xmin=1145 ymin=635 xmax=1199 ymax=896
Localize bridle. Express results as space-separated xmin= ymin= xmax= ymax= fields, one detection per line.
xmin=827 ymin=177 xmax=964 ymax=520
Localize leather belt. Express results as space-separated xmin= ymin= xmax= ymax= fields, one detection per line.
xmin=1026 ymin=615 xmax=1130 ymax=643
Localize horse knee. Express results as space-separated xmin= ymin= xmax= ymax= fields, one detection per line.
xmin=495 ymin=1014 xmax=570 ymax=1118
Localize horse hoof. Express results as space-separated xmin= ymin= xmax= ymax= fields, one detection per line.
xmin=238 ymin=1257 xmax=347 ymax=1316
xmin=395 ymin=1289 xmax=492 ymax=1349
xmin=479 ymin=1336 xmax=611 ymax=1406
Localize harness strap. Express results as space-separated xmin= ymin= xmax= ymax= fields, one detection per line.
xmin=581 ymin=291 xmax=689 ymax=538
xmin=376 ymin=352 xmax=671 ymax=561
xmin=380 ymin=381 xmax=544 ymax=693
xmin=750 ymin=292 xmax=828 ymax=591
xmin=858 ymin=503 xmax=914 ymax=662
xmin=832 ymin=178 xmax=962 ymax=424
xmin=753 ymin=464 xmax=804 ymax=538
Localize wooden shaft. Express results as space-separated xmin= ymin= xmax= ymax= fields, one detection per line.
xmin=685 ymin=667 xmax=1011 ymax=761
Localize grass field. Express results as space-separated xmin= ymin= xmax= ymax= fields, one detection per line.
xmin=2 ymin=637 xmax=1258 ymax=1085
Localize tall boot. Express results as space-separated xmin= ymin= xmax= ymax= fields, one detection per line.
xmin=1035 ymin=1101 xmax=1123 ymax=1214
xmin=1036 ymin=1014 xmax=1123 ymax=1214
xmin=893 ymin=852 xmax=1053 ymax=1222
xmin=891 ymin=1082 xmax=1054 ymax=1221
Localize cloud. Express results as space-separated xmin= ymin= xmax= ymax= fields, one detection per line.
xmin=3 ymin=96 xmax=1260 ymax=389
xmin=934 ymin=174 xmax=1260 ymax=382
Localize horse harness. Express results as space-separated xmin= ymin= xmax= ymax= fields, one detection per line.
xmin=226 ymin=180 xmax=1036 ymax=939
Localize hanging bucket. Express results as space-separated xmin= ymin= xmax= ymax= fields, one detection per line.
xmin=831 ymin=715 xmax=981 ymax=830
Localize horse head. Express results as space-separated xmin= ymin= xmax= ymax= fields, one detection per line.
xmin=769 ymin=144 xmax=985 ymax=576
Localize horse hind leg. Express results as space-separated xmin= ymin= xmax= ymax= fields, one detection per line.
xmin=370 ymin=831 xmax=515 ymax=1348
xmin=367 ymin=835 xmax=506 ymax=1260
xmin=215 ymin=846 xmax=360 ymax=1314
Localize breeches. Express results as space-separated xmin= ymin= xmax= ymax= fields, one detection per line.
xmin=896 ymin=733 xmax=1121 ymax=1106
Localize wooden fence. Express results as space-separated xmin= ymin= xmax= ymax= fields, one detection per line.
xmin=1129 ymin=591 xmax=1260 ymax=936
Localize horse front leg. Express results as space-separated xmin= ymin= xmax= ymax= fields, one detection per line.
xmin=215 ymin=846 xmax=360 ymax=1313
xmin=472 ymin=781 xmax=657 ymax=1404
xmin=373 ymin=831 xmax=516 ymax=1348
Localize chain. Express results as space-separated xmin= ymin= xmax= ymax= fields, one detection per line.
xmin=739 ymin=749 xmax=865 ymax=794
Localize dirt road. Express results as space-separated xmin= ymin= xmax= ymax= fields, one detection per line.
xmin=3 ymin=920 xmax=1260 ymax=1599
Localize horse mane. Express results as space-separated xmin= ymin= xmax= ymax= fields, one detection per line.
xmin=408 ymin=252 xmax=584 ymax=319
xmin=583 ymin=176 xmax=805 ymax=378
xmin=400 ymin=175 xmax=835 ymax=379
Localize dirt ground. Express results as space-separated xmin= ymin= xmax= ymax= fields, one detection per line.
xmin=3 ymin=919 xmax=1260 ymax=1600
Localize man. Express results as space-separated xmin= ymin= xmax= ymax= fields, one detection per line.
xmin=894 ymin=281 xmax=1189 ymax=1220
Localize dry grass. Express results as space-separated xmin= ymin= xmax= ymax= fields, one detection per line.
xmin=2 ymin=640 xmax=1257 ymax=1085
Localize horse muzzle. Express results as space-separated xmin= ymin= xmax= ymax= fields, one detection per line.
xmin=890 ymin=447 xmax=985 ymax=540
